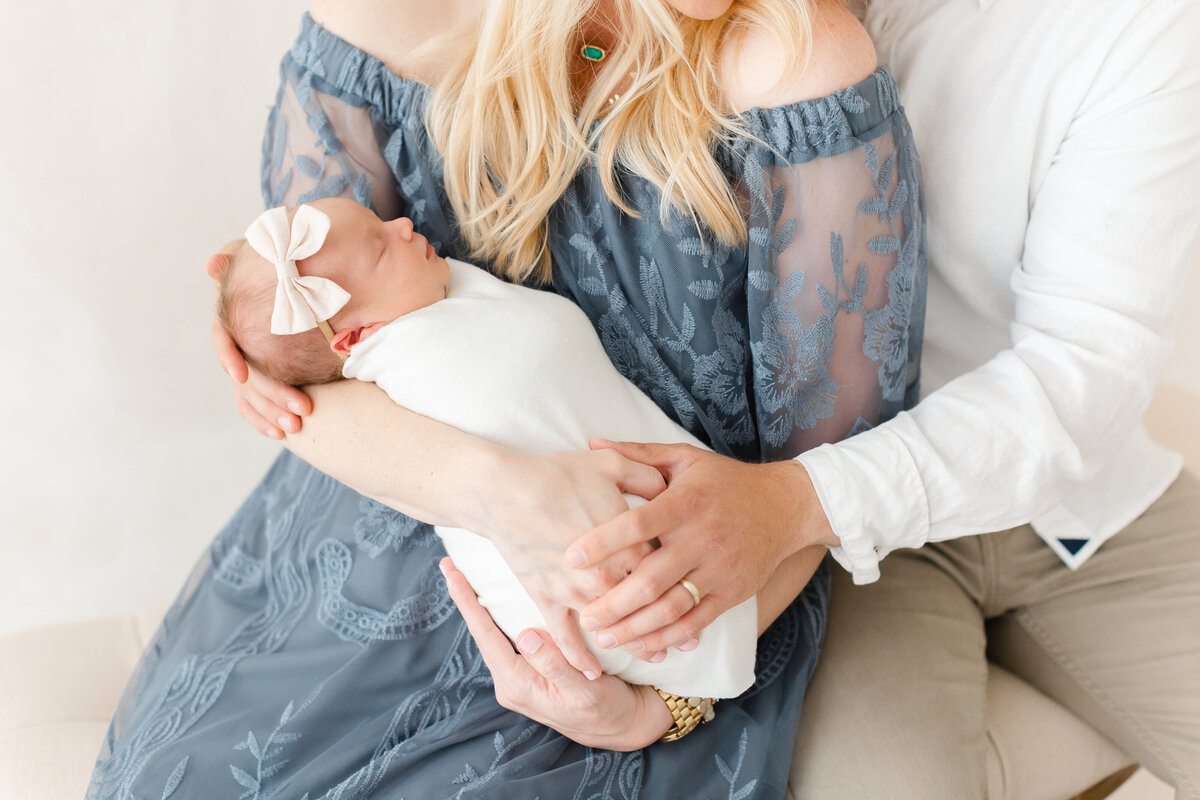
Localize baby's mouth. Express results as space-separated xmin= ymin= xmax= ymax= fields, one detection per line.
xmin=426 ymin=242 xmax=435 ymax=260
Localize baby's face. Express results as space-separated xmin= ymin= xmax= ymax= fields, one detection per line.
xmin=299 ymin=198 xmax=450 ymax=329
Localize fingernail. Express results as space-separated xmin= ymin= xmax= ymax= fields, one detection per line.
xmin=650 ymin=650 xmax=666 ymax=663
xmin=438 ymin=561 xmax=449 ymax=578
xmin=567 ymin=549 xmax=587 ymax=568
xmin=267 ymin=428 xmax=284 ymax=440
xmin=678 ymin=638 xmax=700 ymax=652
xmin=517 ymin=631 xmax=542 ymax=654
xmin=583 ymin=670 xmax=599 ymax=681
xmin=276 ymin=415 xmax=296 ymax=434
xmin=596 ymin=632 xmax=617 ymax=649
xmin=582 ymin=616 xmax=601 ymax=631
xmin=287 ymin=401 xmax=304 ymax=414
xmin=625 ymin=639 xmax=645 ymax=653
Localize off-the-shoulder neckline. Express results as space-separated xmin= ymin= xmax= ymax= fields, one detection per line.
xmin=297 ymin=13 xmax=895 ymax=125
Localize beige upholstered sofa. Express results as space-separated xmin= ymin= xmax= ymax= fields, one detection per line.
xmin=0 ymin=1 xmax=1192 ymax=799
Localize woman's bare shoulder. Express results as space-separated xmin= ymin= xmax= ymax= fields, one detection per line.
xmin=309 ymin=0 xmax=482 ymax=82
xmin=721 ymin=0 xmax=878 ymax=113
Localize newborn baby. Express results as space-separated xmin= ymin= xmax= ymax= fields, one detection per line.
xmin=217 ymin=198 xmax=756 ymax=698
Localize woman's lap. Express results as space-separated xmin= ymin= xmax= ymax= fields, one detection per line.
xmin=89 ymin=451 xmax=828 ymax=799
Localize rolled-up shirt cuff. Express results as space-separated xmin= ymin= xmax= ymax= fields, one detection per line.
xmin=795 ymin=418 xmax=931 ymax=585
xmin=827 ymin=543 xmax=881 ymax=585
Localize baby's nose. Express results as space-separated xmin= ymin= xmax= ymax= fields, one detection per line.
xmin=385 ymin=216 xmax=415 ymax=241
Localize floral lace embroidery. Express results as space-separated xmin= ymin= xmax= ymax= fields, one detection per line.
xmin=352 ymin=497 xmax=433 ymax=558
xmin=228 ymin=690 xmax=318 ymax=800
xmin=214 ymin=545 xmax=265 ymax=590
xmin=316 ymin=538 xmax=455 ymax=644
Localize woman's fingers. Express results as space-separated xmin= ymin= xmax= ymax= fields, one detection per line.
xmin=441 ymin=558 xmax=524 ymax=678
xmin=211 ymin=319 xmax=249 ymax=384
xmin=209 ymin=258 xmax=312 ymax=437
xmin=207 ymin=251 xmax=243 ymax=380
xmin=567 ymin=502 xmax=668 ymax=570
xmin=595 ymin=581 xmax=697 ymax=655
xmin=540 ymin=604 xmax=602 ymax=680
xmin=442 ymin=554 xmax=601 ymax=681
xmin=442 ymin=559 xmax=592 ymax=715
xmin=236 ymin=394 xmax=285 ymax=440
xmin=248 ymin=370 xmax=312 ymax=421
xmin=236 ymin=372 xmax=298 ymax=436
xmin=614 ymin=596 xmax=724 ymax=655
xmin=600 ymin=542 xmax=658 ymax=581
xmin=224 ymin=358 xmax=312 ymax=438
xmin=444 ymin=562 xmax=665 ymax=752
xmin=579 ymin=541 xmax=694 ymax=628
xmin=567 ymin=442 xmax=704 ymax=568
xmin=590 ymin=439 xmax=699 ymax=476
xmin=609 ymin=458 xmax=668 ymax=503
xmin=514 ymin=629 xmax=582 ymax=688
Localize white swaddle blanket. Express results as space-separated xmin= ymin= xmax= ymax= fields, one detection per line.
xmin=343 ymin=258 xmax=756 ymax=698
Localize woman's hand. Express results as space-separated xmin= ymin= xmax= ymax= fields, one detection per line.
xmin=479 ymin=448 xmax=668 ymax=607
xmin=474 ymin=447 xmax=668 ymax=677
xmin=442 ymin=557 xmax=672 ymax=751
xmin=566 ymin=441 xmax=836 ymax=656
xmin=205 ymin=251 xmax=312 ymax=439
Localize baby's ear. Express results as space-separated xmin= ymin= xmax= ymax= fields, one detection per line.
xmin=331 ymin=323 xmax=386 ymax=355
xmin=330 ymin=322 xmax=387 ymax=355
xmin=329 ymin=327 xmax=360 ymax=356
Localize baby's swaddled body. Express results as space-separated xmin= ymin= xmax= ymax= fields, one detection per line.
xmin=344 ymin=258 xmax=757 ymax=698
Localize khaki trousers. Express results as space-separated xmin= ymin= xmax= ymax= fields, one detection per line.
xmin=790 ymin=470 xmax=1200 ymax=799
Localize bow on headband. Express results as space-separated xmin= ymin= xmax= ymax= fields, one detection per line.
xmin=244 ymin=205 xmax=350 ymax=336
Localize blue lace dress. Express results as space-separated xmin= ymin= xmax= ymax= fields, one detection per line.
xmin=89 ymin=15 xmax=925 ymax=800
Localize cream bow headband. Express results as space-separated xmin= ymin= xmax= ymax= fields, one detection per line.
xmin=244 ymin=205 xmax=350 ymax=340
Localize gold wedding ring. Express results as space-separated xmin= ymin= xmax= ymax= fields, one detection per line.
xmin=678 ymin=577 xmax=701 ymax=608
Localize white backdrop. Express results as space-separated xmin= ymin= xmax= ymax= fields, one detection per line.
xmin=0 ymin=0 xmax=306 ymax=636
xmin=0 ymin=0 xmax=1197 ymax=642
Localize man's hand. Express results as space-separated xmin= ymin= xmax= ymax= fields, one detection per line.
xmin=566 ymin=440 xmax=834 ymax=656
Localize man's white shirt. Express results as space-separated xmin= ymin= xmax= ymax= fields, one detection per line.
xmin=797 ymin=0 xmax=1200 ymax=583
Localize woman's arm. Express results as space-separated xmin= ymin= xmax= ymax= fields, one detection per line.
xmin=287 ymin=381 xmax=663 ymax=576
xmin=286 ymin=380 xmax=501 ymax=530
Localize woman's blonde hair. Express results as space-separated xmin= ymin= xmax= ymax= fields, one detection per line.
xmin=424 ymin=0 xmax=813 ymax=283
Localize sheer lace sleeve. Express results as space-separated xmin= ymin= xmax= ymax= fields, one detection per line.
xmin=259 ymin=19 xmax=457 ymax=254
xmin=549 ymin=69 xmax=924 ymax=465
xmin=733 ymin=71 xmax=926 ymax=461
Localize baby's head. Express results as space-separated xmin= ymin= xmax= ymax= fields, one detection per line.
xmin=217 ymin=198 xmax=450 ymax=385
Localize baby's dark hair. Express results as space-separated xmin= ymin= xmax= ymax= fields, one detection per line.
xmin=217 ymin=240 xmax=345 ymax=387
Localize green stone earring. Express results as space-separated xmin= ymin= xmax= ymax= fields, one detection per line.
xmin=580 ymin=43 xmax=607 ymax=62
